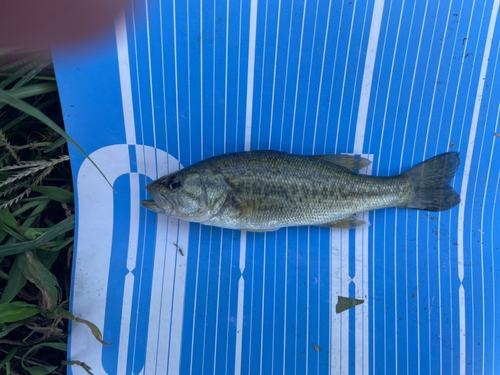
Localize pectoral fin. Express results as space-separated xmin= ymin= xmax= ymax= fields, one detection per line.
xmin=234 ymin=198 xmax=285 ymax=217
xmin=320 ymin=215 xmax=370 ymax=229
xmin=313 ymin=154 xmax=371 ymax=171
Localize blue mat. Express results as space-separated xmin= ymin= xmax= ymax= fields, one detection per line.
xmin=52 ymin=0 xmax=500 ymax=374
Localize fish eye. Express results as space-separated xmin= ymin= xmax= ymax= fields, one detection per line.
xmin=167 ymin=176 xmax=182 ymax=191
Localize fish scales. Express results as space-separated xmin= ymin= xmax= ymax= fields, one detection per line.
xmin=203 ymin=151 xmax=410 ymax=229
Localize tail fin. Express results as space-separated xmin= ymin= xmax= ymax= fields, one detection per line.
xmin=402 ymin=152 xmax=461 ymax=212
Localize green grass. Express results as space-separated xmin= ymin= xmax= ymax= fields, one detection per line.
xmin=0 ymin=50 xmax=106 ymax=375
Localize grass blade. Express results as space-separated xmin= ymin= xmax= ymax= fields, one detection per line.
xmin=21 ymin=201 xmax=49 ymax=232
xmin=0 ymin=301 xmax=40 ymax=323
xmin=6 ymin=83 xmax=58 ymax=99
xmin=0 ymin=215 xmax=74 ymax=257
xmin=0 ymin=322 xmax=23 ymax=339
xmin=0 ymin=89 xmax=114 ymax=190
xmin=20 ymin=185 xmax=73 ymax=204
xmin=43 ymin=136 xmax=67 ymax=153
xmin=21 ymin=342 xmax=66 ymax=375
xmin=0 ymin=347 xmax=18 ymax=370
xmin=1 ymin=96 xmax=59 ymax=132
xmin=18 ymin=251 xmax=60 ymax=311
xmin=0 ymin=256 xmax=26 ymax=304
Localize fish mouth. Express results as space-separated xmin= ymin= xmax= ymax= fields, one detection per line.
xmin=142 ymin=183 xmax=176 ymax=215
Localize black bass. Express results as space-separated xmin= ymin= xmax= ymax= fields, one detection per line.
xmin=141 ymin=151 xmax=460 ymax=231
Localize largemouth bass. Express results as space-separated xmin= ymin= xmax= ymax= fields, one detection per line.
xmin=141 ymin=151 xmax=460 ymax=231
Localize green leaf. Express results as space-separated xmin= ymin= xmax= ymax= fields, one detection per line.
xmin=6 ymin=82 xmax=58 ymax=99
xmin=2 ymin=96 xmax=59 ymax=133
xmin=21 ymin=342 xmax=67 ymax=375
xmin=21 ymin=201 xmax=49 ymax=232
xmin=20 ymin=184 xmax=74 ymax=204
xmin=12 ymin=200 xmax=47 ymax=217
xmin=39 ymin=237 xmax=74 ymax=253
xmin=0 ymin=301 xmax=40 ymax=323
xmin=44 ymin=136 xmax=67 ymax=153
xmin=0 ymin=256 xmax=27 ymax=304
xmin=18 ymin=251 xmax=60 ymax=311
xmin=0 ymin=208 xmax=18 ymax=244
xmin=41 ymin=307 xmax=74 ymax=320
xmin=0 ymin=209 xmax=17 ymax=228
xmin=0 ymin=222 xmax=25 ymax=242
xmin=0 ymin=89 xmax=114 ymax=190
xmin=0 ymin=56 xmax=39 ymax=89
xmin=0 ymin=322 xmax=23 ymax=339
xmin=0 ymin=347 xmax=18 ymax=370
xmin=24 ymin=228 xmax=48 ymax=241
xmin=36 ymin=247 xmax=60 ymax=269
xmin=24 ymin=365 xmax=58 ymax=375
xmin=0 ymin=215 xmax=74 ymax=257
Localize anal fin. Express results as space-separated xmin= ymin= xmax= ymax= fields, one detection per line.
xmin=320 ymin=215 xmax=370 ymax=229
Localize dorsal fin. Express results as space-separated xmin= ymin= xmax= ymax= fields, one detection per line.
xmin=313 ymin=154 xmax=371 ymax=171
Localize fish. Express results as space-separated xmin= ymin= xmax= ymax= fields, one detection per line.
xmin=141 ymin=150 xmax=461 ymax=231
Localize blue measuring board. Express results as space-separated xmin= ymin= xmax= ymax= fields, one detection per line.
xmin=52 ymin=0 xmax=500 ymax=374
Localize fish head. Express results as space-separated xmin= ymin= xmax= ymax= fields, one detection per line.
xmin=141 ymin=167 xmax=231 ymax=222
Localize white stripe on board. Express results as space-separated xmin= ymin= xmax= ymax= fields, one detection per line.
xmin=189 ymin=226 xmax=202 ymax=375
xmin=333 ymin=1 xmax=357 ymax=154
xmin=470 ymin=30 xmax=500 ymax=375
xmin=141 ymin=0 xmax=162 ymax=368
xmin=256 ymin=0 xmax=270 ymax=149
xmin=71 ymin=145 xmax=133 ymax=374
xmin=200 ymin=0 xmax=204 ymax=160
xmin=236 ymin=0 xmax=258 ymax=373
xmin=267 ymin=0 xmax=282 ymax=150
xmin=330 ymin=227 xmax=350 ymax=375
xmin=224 ymin=0 xmax=229 ymax=154
xmin=341 ymin=231 xmax=349 ymax=375
xmin=345 ymin=0 xmax=371 ymax=149
xmin=131 ymin=145 xmax=157 ymax=373
xmin=145 ymin=212 xmax=168 ymax=374
xmin=490 ymin=151 xmax=500 ymax=375
xmin=172 ymin=0 xmax=181 ymax=169
xmin=459 ymin=285 xmax=466 ymax=374
xmin=144 ymin=147 xmax=168 ymax=374
xmin=117 ymin=172 xmax=140 ymax=375
xmin=213 ymin=237 xmax=225 ymax=375
xmin=244 ymin=0 xmax=259 ymax=152
xmin=354 ymin=155 xmax=373 ymax=375
xmin=330 ymin=234 xmax=341 ymax=375
xmin=225 ymin=233 xmax=236 ymax=375
xmin=259 ymin=233 xmax=268 ymax=375
xmin=311 ymin=0 xmax=333 ymax=153
xmin=144 ymin=0 xmax=157 ymax=150
xmin=322 ymin=0 xmax=346 ymax=155
xmin=115 ymin=12 xmax=137 ymax=145
xmin=401 ymin=1 xmax=430 ymax=372
xmin=299 ymin=1 xmax=320 ymax=155
xmin=353 ymin=0 xmax=385 ymax=155
xmin=289 ymin=0 xmax=308 ymax=152
xmin=457 ymin=3 xmax=500 ymax=374
xmin=168 ymin=220 xmax=190 ymax=374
